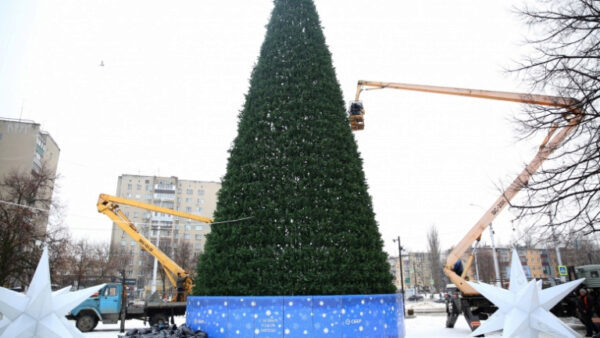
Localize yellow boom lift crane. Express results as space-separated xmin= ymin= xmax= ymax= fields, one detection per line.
xmin=349 ymin=80 xmax=583 ymax=330
xmin=97 ymin=193 xmax=213 ymax=302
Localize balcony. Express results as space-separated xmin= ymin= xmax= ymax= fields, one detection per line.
xmin=151 ymin=213 xmax=173 ymax=222
xmin=154 ymin=193 xmax=175 ymax=201
xmin=155 ymin=184 xmax=176 ymax=192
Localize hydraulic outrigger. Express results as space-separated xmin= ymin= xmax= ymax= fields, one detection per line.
xmin=349 ymin=80 xmax=583 ymax=330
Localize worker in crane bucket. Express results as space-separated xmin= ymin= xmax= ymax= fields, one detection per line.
xmin=349 ymin=101 xmax=364 ymax=115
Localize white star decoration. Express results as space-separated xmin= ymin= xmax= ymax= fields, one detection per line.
xmin=468 ymin=248 xmax=584 ymax=338
xmin=0 ymin=247 xmax=105 ymax=338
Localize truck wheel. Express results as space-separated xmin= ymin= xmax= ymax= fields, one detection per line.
xmin=76 ymin=314 xmax=97 ymax=332
xmin=149 ymin=313 xmax=168 ymax=326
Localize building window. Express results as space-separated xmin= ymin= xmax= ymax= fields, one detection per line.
xmin=127 ymin=184 xmax=132 ymax=190
xmin=185 ymin=225 xmax=191 ymax=231
xmin=121 ymin=240 xmax=126 ymax=246
xmin=195 ymin=225 xmax=203 ymax=231
xmin=137 ymin=184 xmax=142 ymax=190
xmin=186 ymin=189 xmax=193 ymax=195
xmin=197 ymin=199 xmax=204 ymax=204
xmin=197 ymin=189 xmax=204 ymax=195
xmin=135 ymin=194 xmax=141 ymax=199
xmin=185 ymin=198 xmax=193 ymax=203
xmin=197 ymin=207 xmax=203 ymax=213
xmin=185 ymin=207 xmax=192 ymax=212
xmin=184 ymin=234 xmax=190 ymax=240
xmin=195 ymin=234 xmax=202 ymax=240
xmin=195 ymin=243 xmax=202 ymax=249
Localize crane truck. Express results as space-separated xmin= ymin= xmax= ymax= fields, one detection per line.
xmin=67 ymin=194 xmax=213 ymax=332
xmin=349 ymin=80 xmax=584 ymax=331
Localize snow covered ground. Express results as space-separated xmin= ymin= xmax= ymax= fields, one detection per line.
xmin=82 ymin=308 xmax=589 ymax=337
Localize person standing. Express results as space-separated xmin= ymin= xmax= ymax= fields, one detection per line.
xmin=578 ymin=288 xmax=599 ymax=337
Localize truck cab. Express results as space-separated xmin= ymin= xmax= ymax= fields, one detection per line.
xmin=67 ymin=283 xmax=122 ymax=332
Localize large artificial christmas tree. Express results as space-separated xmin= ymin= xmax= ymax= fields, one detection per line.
xmin=194 ymin=0 xmax=394 ymax=296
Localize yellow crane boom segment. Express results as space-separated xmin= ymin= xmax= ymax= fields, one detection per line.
xmin=351 ymin=80 xmax=583 ymax=296
xmin=97 ymin=193 xmax=213 ymax=302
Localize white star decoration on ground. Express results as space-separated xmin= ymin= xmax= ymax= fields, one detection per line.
xmin=0 ymin=247 xmax=104 ymax=338
xmin=468 ymin=248 xmax=584 ymax=338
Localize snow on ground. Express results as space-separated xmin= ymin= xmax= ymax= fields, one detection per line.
xmin=81 ymin=310 xmax=589 ymax=337
xmin=405 ymin=313 xmax=588 ymax=337
xmin=82 ymin=316 xmax=186 ymax=338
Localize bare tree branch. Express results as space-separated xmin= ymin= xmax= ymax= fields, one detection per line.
xmin=511 ymin=0 xmax=600 ymax=237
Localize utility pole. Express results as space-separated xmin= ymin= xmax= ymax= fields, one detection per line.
xmin=549 ymin=211 xmax=565 ymax=282
xmin=119 ymin=267 xmax=127 ymax=333
xmin=489 ymin=223 xmax=501 ymax=287
xmin=473 ymin=243 xmax=480 ymax=281
xmin=151 ymin=225 xmax=161 ymax=294
xmin=392 ymin=236 xmax=406 ymax=316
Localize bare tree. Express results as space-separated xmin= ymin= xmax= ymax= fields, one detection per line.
xmin=477 ymin=248 xmax=497 ymax=284
xmin=427 ymin=225 xmax=443 ymax=292
xmin=173 ymin=240 xmax=195 ymax=277
xmin=46 ymin=224 xmax=73 ymax=286
xmin=512 ymin=0 xmax=600 ymax=236
xmin=141 ymin=238 xmax=173 ymax=298
xmin=72 ymin=239 xmax=94 ymax=289
xmin=0 ymin=166 xmax=58 ymax=287
xmin=91 ymin=242 xmax=114 ymax=283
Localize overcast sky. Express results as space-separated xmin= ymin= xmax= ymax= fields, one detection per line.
xmin=1 ymin=0 xmax=555 ymax=255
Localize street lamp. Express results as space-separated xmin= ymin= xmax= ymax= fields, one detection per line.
xmin=392 ymin=236 xmax=406 ymax=316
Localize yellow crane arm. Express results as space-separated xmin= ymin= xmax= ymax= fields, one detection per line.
xmin=355 ymin=80 xmax=579 ymax=108
xmin=353 ymin=80 xmax=583 ymax=295
xmin=97 ymin=193 xmax=213 ymax=301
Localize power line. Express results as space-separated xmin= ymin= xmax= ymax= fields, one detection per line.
xmin=0 ymin=200 xmax=50 ymax=213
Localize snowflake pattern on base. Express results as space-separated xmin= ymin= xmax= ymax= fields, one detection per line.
xmin=187 ymin=294 xmax=404 ymax=337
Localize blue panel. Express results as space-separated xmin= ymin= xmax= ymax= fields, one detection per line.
xmin=254 ymin=297 xmax=284 ymax=336
xmin=363 ymin=295 xmax=387 ymax=336
xmin=382 ymin=294 xmax=404 ymax=337
xmin=283 ymin=296 xmax=313 ymax=337
xmin=200 ymin=297 xmax=228 ymax=337
xmin=227 ymin=297 xmax=255 ymax=336
xmin=186 ymin=298 xmax=206 ymax=332
xmin=341 ymin=295 xmax=365 ymax=337
xmin=311 ymin=296 xmax=342 ymax=337
xmin=187 ymin=293 xmax=405 ymax=338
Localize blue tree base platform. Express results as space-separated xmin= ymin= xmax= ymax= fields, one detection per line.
xmin=186 ymin=293 xmax=405 ymax=337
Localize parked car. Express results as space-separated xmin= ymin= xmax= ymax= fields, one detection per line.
xmin=407 ymin=294 xmax=424 ymax=301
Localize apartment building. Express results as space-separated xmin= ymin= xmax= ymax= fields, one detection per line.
xmin=0 ymin=117 xmax=60 ymax=233
xmin=389 ymin=252 xmax=435 ymax=293
xmin=476 ymin=246 xmax=561 ymax=284
xmin=108 ymin=174 xmax=220 ymax=293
